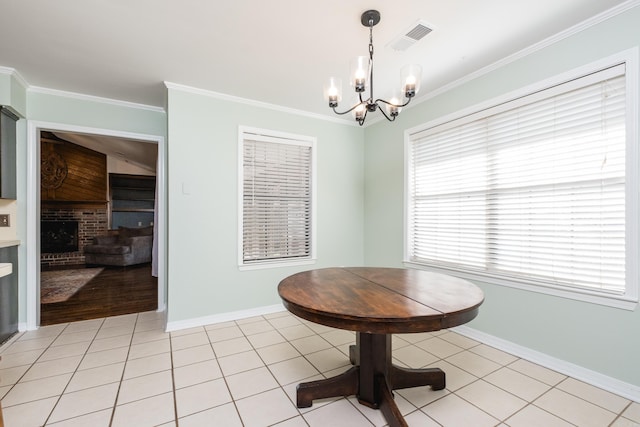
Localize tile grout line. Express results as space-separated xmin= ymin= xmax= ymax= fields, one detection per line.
xmin=239 ymin=315 xmax=308 ymax=424
xmin=247 ymin=315 xmax=334 ymax=424
xmin=209 ymin=320 xmax=244 ymax=426
xmin=608 ymin=401 xmax=634 ymax=427
xmin=168 ymin=324 xmax=180 ymax=427
xmin=106 ymin=313 xmax=143 ymax=427
xmin=50 ymin=316 xmax=136 ymax=426
xmin=525 ymin=387 xmax=581 ymax=426
xmin=1 ymin=323 xmax=71 ymax=424
xmin=42 ymin=318 xmax=108 ymax=426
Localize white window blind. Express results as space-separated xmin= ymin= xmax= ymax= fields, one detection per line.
xmin=240 ymin=128 xmax=315 ymax=266
xmin=407 ymin=63 xmax=633 ymax=300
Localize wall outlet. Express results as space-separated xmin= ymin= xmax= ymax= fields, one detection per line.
xmin=0 ymin=214 xmax=9 ymax=227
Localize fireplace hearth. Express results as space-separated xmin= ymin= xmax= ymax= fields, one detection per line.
xmin=41 ymin=221 xmax=79 ymax=253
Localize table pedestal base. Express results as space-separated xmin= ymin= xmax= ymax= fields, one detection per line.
xmin=296 ymin=333 xmax=445 ymax=427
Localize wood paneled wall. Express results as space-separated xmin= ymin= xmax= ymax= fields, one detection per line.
xmin=41 ymin=133 xmax=107 ymax=202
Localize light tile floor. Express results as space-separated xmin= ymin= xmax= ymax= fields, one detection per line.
xmin=1 ymin=310 xmax=638 ymax=427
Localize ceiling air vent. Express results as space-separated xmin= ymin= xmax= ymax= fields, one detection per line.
xmin=388 ymin=20 xmax=433 ymax=52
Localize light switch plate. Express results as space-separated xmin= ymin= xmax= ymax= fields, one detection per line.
xmin=0 ymin=214 xmax=9 ymax=227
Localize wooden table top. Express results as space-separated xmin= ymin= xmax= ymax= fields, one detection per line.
xmin=278 ymin=267 xmax=484 ymax=334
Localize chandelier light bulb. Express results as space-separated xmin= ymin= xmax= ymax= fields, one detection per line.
xmin=401 ymin=64 xmax=422 ymax=98
xmin=386 ymin=95 xmax=401 ymax=117
xmin=351 ymin=56 xmax=369 ymax=93
xmin=324 ymin=77 xmax=343 ymax=107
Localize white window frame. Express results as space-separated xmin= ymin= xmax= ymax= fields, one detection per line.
xmin=238 ymin=126 xmax=317 ymax=270
xmin=404 ymin=48 xmax=639 ymax=310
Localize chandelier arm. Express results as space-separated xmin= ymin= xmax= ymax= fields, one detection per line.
xmin=375 ymin=97 xmax=413 ymax=108
xmin=376 ymin=103 xmax=397 ymax=122
xmin=331 ymin=103 xmax=364 ymax=116
xmin=357 ymin=107 xmax=368 ymax=126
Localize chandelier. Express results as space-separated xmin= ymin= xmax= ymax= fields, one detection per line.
xmin=323 ymin=10 xmax=422 ymax=126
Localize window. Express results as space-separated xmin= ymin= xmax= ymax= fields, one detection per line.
xmin=239 ymin=126 xmax=316 ymax=269
xmin=406 ymin=51 xmax=638 ymax=308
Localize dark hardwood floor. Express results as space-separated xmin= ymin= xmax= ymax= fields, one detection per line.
xmin=40 ymin=263 xmax=158 ymax=326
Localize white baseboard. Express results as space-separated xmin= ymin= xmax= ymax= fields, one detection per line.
xmin=454 ymin=325 xmax=640 ymax=403
xmin=165 ymin=304 xmax=286 ymax=332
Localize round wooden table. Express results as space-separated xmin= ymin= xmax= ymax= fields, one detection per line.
xmin=278 ymin=267 xmax=484 ymax=427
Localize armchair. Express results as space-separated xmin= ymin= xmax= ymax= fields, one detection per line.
xmin=84 ymin=226 xmax=153 ymax=267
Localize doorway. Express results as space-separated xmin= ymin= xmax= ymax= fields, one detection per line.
xmin=26 ymin=122 xmax=166 ymax=329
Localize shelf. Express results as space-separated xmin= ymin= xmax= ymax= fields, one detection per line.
xmin=0 ymin=240 xmax=20 ymax=248
xmin=109 ymin=173 xmax=156 ymax=229
xmin=111 ymin=186 xmax=155 ymax=191
xmin=112 ymin=208 xmax=155 ymax=213
xmin=0 ymin=263 xmax=11 ymax=278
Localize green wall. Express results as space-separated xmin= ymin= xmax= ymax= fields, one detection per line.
xmin=166 ymin=88 xmax=365 ymax=324
xmin=363 ymin=6 xmax=640 ymax=387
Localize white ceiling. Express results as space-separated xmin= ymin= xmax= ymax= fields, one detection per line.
xmin=0 ymin=0 xmax=634 ymax=124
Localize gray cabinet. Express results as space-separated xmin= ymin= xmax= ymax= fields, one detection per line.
xmin=0 ymin=246 xmax=18 ymax=344
xmin=0 ymin=105 xmax=18 ymax=344
xmin=0 ymin=107 xmax=18 ymax=199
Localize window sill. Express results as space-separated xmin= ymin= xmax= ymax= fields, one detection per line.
xmin=239 ymin=258 xmax=316 ymax=271
xmin=403 ymin=261 xmax=638 ymax=311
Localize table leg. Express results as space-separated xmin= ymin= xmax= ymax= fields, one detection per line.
xmin=296 ymin=366 xmax=359 ymax=408
xmin=295 ymin=332 xmax=445 ymax=427
xmin=349 ymin=344 xmax=359 ymax=365
xmin=378 ymin=375 xmax=409 ymax=427
xmin=389 ymin=364 xmax=445 ymax=391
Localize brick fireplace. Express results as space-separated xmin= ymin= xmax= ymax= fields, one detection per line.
xmin=41 ymin=204 xmax=108 ymax=267
xmin=40 ymin=132 xmax=109 ymax=267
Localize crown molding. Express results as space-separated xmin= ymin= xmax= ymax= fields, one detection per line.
xmin=164 ymin=81 xmax=358 ymax=127
xmin=1 ymin=66 xmax=165 ymax=113
xmin=28 ymin=86 xmax=166 ymax=113
xmin=0 ymin=66 xmax=30 ymax=89
xmin=409 ymin=0 xmax=640 ymax=112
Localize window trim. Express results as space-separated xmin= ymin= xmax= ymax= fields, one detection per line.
xmin=404 ymin=48 xmax=639 ymax=310
xmin=238 ymin=125 xmax=317 ymax=271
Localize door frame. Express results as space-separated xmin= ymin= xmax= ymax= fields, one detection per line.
xmin=26 ymin=121 xmax=167 ymax=329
